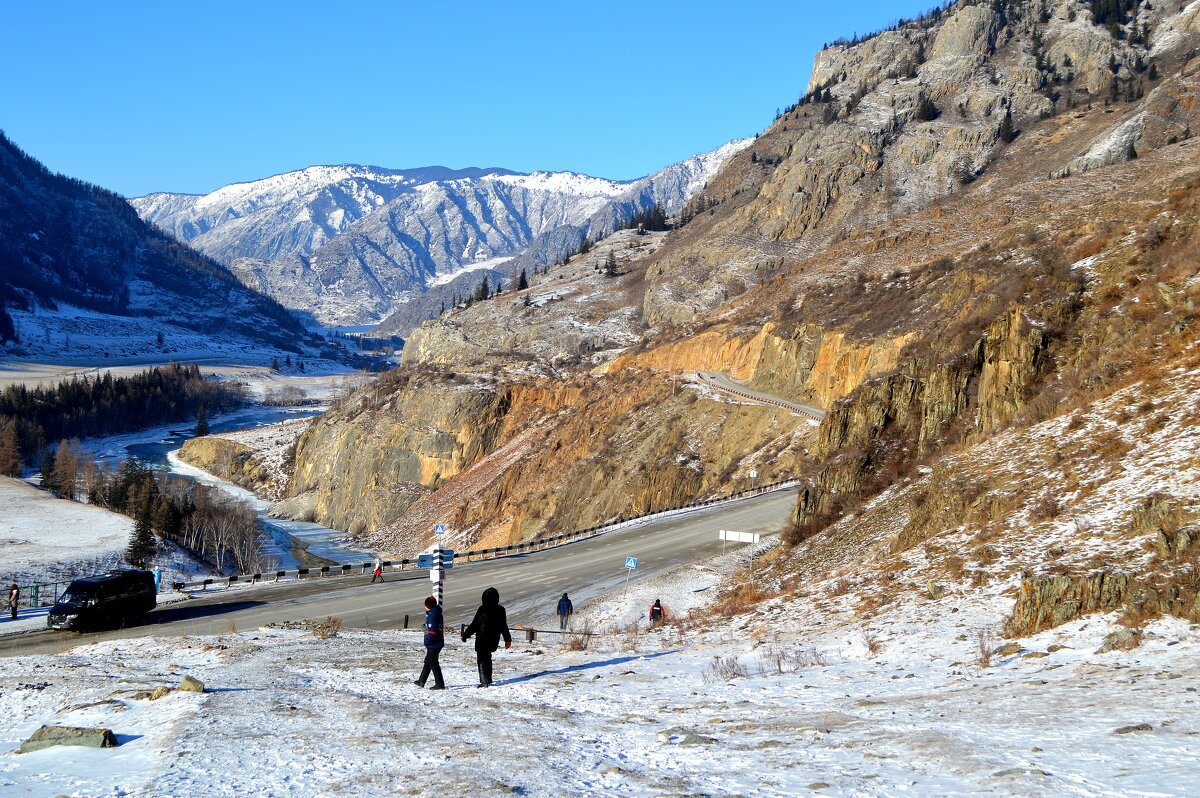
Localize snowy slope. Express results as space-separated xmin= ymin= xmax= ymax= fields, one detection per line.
xmin=1 ymin=583 xmax=1196 ymax=796
xmin=132 ymin=142 xmax=750 ymax=326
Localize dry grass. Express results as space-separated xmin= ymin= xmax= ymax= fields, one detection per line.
xmin=565 ymin=621 xmax=593 ymax=651
xmin=311 ymin=616 xmax=343 ymax=639
xmin=703 ymin=654 xmax=749 ymax=683
xmin=862 ymin=628 xmax=884 ymax=656
xmin=975 ymin=629 xmax=995 ymax=669
xmin=759 ymin=644 xmax=830 ymax=675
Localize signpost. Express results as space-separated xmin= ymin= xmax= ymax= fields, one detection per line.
xmin=431 ymin=525 xmax=450 ymax=604
xmin=623 ymin=556 xmax=637 ymax=593
xmin=719 ymin=529 xmax=760 ymax=555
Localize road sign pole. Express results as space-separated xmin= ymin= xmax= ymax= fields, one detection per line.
xmin=435 ymin=540 xmax=444 ymax=606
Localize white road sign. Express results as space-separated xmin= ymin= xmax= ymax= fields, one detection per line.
xmin=429 ymin=569 xmax=445 ymax=582
xmin=719 ymin=530 xmax=761 ymax=544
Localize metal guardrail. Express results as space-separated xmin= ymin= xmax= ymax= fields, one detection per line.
xmin=9 ymin=478 xmax=799 ymax=609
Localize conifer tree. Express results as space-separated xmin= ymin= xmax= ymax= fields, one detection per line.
xmin=39 ymin=449 xmax=59 ymax=495
xmin=518 ymin=269 xmax=528 ymax=291
xmin=126 ymin=482 xmax=155 ymax=567
xmin=997 ymin=109 xmax=1017 ymax=143
xmin=53 ymin=439 xmax=79 ymax=501
xmin=195 ymin=404 xmax=209 ymax=437
xmin=604 ymin=252 xmax=619 ymax=278
xmin=0 ymin=420 xmax=21 ymax=477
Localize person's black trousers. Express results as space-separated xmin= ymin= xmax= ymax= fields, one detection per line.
xmin=476 ymin=650 xmax=493 ymax=686
xmin=417 ymin=647 xmax=444 ymax=688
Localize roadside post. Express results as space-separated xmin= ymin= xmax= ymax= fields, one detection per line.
xmin=429 ymin=524 xmax=451 ymax=605
xmin=718 ymin=529 xmax=761 ymax=560
xmin=624 ymin=556 xmax=637 ymax=593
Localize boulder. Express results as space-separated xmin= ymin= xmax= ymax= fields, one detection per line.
xmin=179 ymin=676 xmax=206 ymax=693
xmin=1098 ymin=629 xmax=1143 ymax=653
xmin=680 ymin=733 xmax=717 ymax=746
xmin=20 ymin=725 xmax=119 ymax=752
xmin=1114 ymin=723 xmax=1153 ymax=734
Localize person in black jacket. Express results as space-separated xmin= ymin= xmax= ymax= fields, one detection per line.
xmin=414 ymin=595 xmax=445 ymax=690
xmin=461 ymin=586 xmax=511 ymax=687
xmin=556 ymin=593 xmax=573 ymax=630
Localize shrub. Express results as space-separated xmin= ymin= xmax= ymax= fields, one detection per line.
xmin=312 ymin=616 xmax=343 ymax=639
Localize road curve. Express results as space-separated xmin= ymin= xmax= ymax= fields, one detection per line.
xmin=0 ymin=487 xmax=799 ymax=658
xmin=695 ymin=371 xmax=825 ymax=420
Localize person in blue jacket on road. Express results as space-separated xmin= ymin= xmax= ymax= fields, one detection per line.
xmin=556 ymin=593 xmax=573 ymax=630
xmin=413 ymin=595 xmax=446 ymax=690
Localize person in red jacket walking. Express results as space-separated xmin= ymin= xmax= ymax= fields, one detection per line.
xmin=370 ymin=562 xmax=384 ymax=583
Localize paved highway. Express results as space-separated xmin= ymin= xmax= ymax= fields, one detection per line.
xmin=695 ymin=371 xmax=825 ymax=420
xmin=0 ymin=487 xmax=798 ymax=658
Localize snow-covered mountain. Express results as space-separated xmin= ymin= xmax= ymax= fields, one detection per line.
xmin=132 ymin=141 xmax=750 ymax=327
xmin=0 ymin=131 xmax=308 ymax=356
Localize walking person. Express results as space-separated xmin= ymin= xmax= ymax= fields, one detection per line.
xmin=556 ymin=592 xmax=573 ymax=631
xmin=461 ymin=587 xmax=512 ymax=687
xmin=152 ymin=568 xmax=162 ymax=593
xmin=370 ymin=562 xmax=384 ymax=583
xmin=7 ymin=583 xmax=18 ymax=620
xmin=413 ymin=596 xmax=446 ymax=690
xmin=648 ymin=598 xmax=665 ymax=625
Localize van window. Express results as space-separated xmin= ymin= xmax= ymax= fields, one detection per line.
xmin=59 ymin=586 xmax=91 ymax=605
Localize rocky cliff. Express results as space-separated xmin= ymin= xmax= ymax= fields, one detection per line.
xmin=280 ymin=0 xmax=1200 ymax=638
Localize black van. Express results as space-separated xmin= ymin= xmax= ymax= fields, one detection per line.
xmin=47 ymin=570 xmax=157 ymax=631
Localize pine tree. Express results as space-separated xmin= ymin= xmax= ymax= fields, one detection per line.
xmin=271 ymin=357 xmax=280 ymax=371
xmin=604 ymin=252 xmax=619 ymax=278
xmin=997 ymin=109 xmax=1017 ymax=143
xmin=0 ymin=420 xmax=21 ymax=477
xmin=126 ymin=482 xmax=155 ymax=567
xmin=517 ymin=269 xmax=528 ymax=291
xmin=195 ymin=404 xmax=209 ymax=437
xmin=39 ymin=449 xmax=59 ymax=495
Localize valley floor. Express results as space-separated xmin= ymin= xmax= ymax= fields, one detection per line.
xmin=2 ymin=591 xmax=1196 ymax=797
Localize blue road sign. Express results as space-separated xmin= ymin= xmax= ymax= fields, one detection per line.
xmin=417 ymin=554 xmax=436 ymax=568
xmin=434 ymin=524 xmax=447 ymax=535
xmin=625 ymin=557 xmax=638 ymax=570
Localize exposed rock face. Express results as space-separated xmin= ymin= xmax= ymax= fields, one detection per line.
xmin=290 ymin=368 xmax=812 ymax=552
xmin=639 ymin=0 xmax=1200 ymax=327
xmin=1004 ymin=573 xmax=1134 ymax=638
xmin=178 ymin=437 xmax=275 ymax=498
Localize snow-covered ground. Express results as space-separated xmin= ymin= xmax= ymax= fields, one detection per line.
xmin=0 ymin=607 xmax=1195 ymax=796
xmin=0 ymin=477 xmax=135 ymax=589
xmin=2 ymin=545 xmax=1197 ymax=797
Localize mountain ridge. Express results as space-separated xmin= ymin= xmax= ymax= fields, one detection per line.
xmin=132 ymin=140 xmax=751 ymax=327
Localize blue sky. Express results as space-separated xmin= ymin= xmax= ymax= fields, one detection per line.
xmin=1 ymin=1 xmax=938 ymax=197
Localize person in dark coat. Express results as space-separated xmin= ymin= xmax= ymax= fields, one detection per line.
xmin=649 ymin=599 xmax=665 ymax=624
xmin=7 ymin=584 xmax=17 ymax=620
xmin=414 ymin=595 xmax=445 ymax=690
xmin=556 ymin=593 xmax=573 ymax=630
xmin=461 ymin=586 xmax=511 ymax=687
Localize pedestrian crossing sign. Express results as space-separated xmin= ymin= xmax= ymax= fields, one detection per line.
xmin=625 ymin=557 xmax=637 ymax=570
xmin=434 ymin=524 xmax=446 ymax=535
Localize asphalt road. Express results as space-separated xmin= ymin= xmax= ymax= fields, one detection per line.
xmin=0 ymin=487 xmax=798 ymax=658
xmin=695 ymin=371 xmax=825 ymax=420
